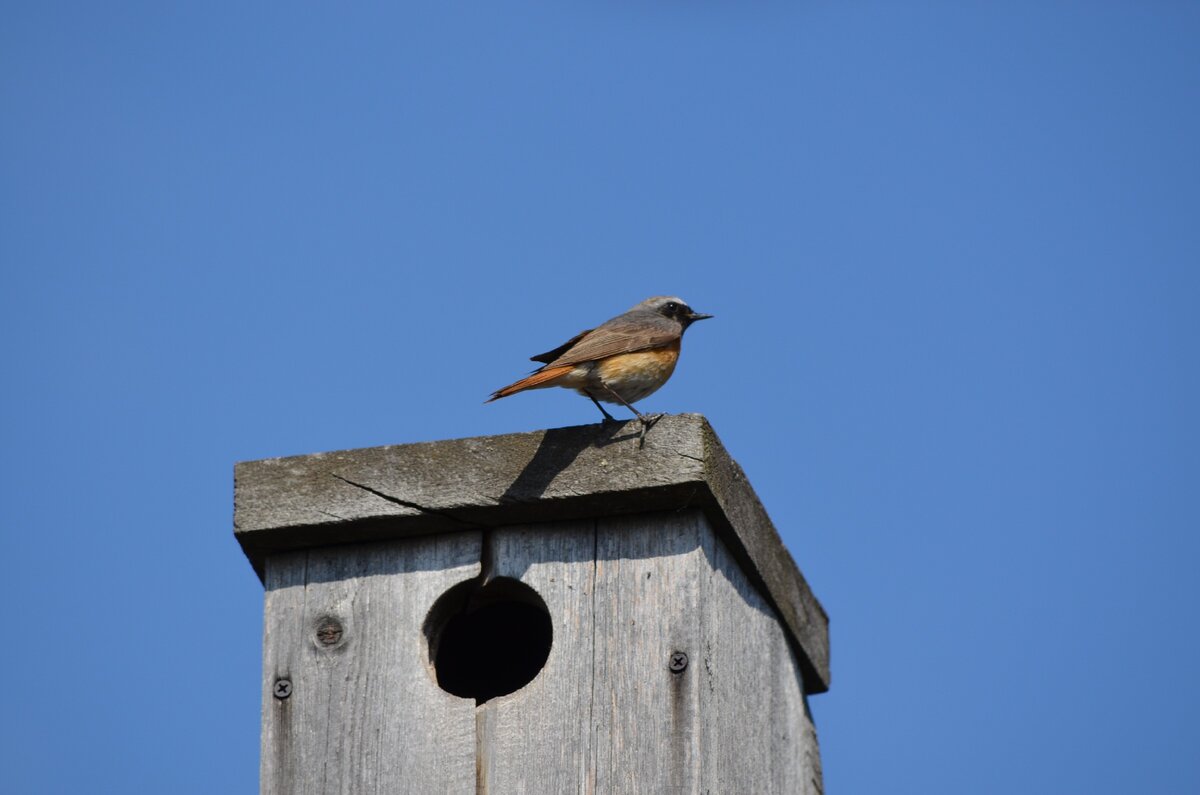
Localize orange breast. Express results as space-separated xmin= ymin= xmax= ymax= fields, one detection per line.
xmin=590 ymin=341 xmax=681 ymax=403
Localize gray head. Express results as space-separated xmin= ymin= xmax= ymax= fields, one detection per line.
xmin=630 ymin=295 xmax=714 ymax=328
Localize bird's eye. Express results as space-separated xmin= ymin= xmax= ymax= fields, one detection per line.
xmin=664 ymin=301 xmax=679 ymax=312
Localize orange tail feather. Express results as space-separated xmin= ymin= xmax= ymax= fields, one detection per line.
xmin=486 ymin=365 xmax=574 ymax=402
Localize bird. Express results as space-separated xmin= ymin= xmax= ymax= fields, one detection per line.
xmin=486 ymin=296 xmax=712 ymax=436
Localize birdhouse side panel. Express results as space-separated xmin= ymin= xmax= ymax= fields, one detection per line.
xmin=477 ymin=509 xmax=816 ymax=792
xmin=697 ymin=526 xmax=823 ymax=794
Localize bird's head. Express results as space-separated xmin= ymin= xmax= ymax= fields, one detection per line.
xmin=634 ymin=295 xmax=714 ymax=328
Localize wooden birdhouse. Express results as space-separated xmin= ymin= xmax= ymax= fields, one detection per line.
xmin=234 ymin=414 xmax=829 ymax=794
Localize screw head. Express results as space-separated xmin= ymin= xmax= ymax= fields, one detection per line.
xmin=668 ymin=651 xmax=688 ymax=673
xmin=273 ymin=678 xmax=293 ymax=699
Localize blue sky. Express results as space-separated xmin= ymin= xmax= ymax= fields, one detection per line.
xmin=3 ymin=2 xmax=1198 ymax=792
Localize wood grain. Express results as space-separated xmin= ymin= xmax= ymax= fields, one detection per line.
xmin=476 ymin=520 xmax=598 ymax=794
xmin=474 ymin=511 xmax=823 ymax=794
xmin=261 ymin=533 xmax=481 ymax=794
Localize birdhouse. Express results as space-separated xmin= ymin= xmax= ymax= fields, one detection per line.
xmin=234 ymin=414 xmax=829 ymax=794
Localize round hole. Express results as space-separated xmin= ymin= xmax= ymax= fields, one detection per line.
xmin=424 ymin=577 xmax=552 ymax=704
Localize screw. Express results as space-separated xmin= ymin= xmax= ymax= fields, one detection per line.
xmin=273 ymin=678 xmax=293 ymax=699
xmin=668 ymin=651 xmax=688 ymax=673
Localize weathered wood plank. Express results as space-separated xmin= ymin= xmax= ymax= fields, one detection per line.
xmin=475 ymin=511 xmax=823 ymax=793
xmin=475 ymin=521 xmax=597 ymax=794
xmin=235 ymin=413 xmax=830 ymax=693
xmin=261 ymin=533 xmax=481 ymax=795
xmin=590 ymin=511 xmax=705 ymax=794
xmin=697 ymin=523 xmax=824 ymax=794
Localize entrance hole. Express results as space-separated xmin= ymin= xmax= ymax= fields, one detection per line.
xmin=424 ymin=577 xmax=552 ymax=704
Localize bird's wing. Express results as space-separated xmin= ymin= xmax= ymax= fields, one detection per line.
xmin=530 ymin=329 xmax=593 ymax=363
xmin=543 ymin=310 xmax=680 ymax=367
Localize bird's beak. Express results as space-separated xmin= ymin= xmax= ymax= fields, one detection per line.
xmin=688 ymin=312 xmax=714 ymax=321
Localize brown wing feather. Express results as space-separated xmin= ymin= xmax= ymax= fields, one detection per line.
xmin=530 ymin=329 xmax=593 ymax=363
xmin=543 ymin=310 xmax=681 ymax=367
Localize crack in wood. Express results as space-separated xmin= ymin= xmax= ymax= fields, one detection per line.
xmin=330 ymin=473 xmax=488 ymax=528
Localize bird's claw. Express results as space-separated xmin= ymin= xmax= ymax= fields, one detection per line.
xmin=637 ymin=413 xmax=662 ymax=447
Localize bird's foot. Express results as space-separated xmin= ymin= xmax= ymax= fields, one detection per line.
xmin=637 ymin=413 xmax=663 ymax=447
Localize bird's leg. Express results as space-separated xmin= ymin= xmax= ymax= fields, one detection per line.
xmin=600 ymin=384 xmax=662 ymax=445
xmin=585 ymin=391 xmax=617 ymax=423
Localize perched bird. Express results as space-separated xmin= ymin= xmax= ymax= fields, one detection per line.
xmin=487 ymin=296 xmax=712 ymax=433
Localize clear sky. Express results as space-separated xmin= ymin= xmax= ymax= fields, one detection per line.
xmin=3 ymin=3 xmax=1198 ymax=793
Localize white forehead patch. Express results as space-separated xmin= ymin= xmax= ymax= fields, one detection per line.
xmin=631 ymin=295 xmax=688 ymax=311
